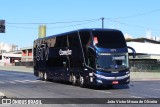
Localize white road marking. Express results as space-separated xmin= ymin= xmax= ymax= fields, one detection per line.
xmin=131 ymin=96 xmax=142 ymax=98
xmin=149 ymin=88 xmax=160 ymax=91
xmin=14 ymin=80 xmax=28 ymax=83
xmin=0 ymin=81 xmax=5 ymax=84
xmin=22 ymin=80 xmax=41 ymax=83
xmin=93 ymin=90 xmax=111 ymax=94
xmin=5 ymin=81 xmax=16 ymax=84
xmin=0 ymin=79 xmax=52 ymax=84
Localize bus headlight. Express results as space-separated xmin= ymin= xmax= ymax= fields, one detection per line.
xmin=126 ymin=71 xmax=130 ymax=74
xmin=97 ymin=80 xmax=103 ymax=83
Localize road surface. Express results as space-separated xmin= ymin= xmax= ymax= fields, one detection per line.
xmin=0 ymin=70 xmax=160 ymax=107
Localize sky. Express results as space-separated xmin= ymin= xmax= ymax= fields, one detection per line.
xmin=0 ymin=0 xmax=160 ymax=48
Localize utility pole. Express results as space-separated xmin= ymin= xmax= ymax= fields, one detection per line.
xmin=101 ymin=17 xmax=104 ymax=29
xmin=38 ymin=25 xmax=46 ymax=38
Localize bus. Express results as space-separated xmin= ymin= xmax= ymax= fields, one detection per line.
xmin=33 ymin=29 xmax=136 ymax=87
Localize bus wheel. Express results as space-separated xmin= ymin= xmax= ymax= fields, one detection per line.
xmin=44 ymin=72 xmax=48 ymax=81
xmin=71 ymin=74 xmax=77 ymax=85
xmin=79 ymin=76 xmax=85 ymax=87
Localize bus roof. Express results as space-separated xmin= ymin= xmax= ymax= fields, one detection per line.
xmin=35 ymin=28 xmax=122 ymax=41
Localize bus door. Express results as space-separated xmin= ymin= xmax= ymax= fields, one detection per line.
xmin=61 ymin=56 xmax=70 ymax=80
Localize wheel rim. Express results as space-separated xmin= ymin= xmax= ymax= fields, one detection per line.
xmin=44 ymin=72 xmax=47 ymax=81
xmin=69 ymin=75 xmax=72 ymax=82
xmin=39 ymin=72 xmax=43 ymax=79
xmin=72 ymin=75 xmax=76 ymax=85
xmin=38 ymin=72 xmax=41 ymax=78
xmin=80 ymin=76 xmax=84 ymax=86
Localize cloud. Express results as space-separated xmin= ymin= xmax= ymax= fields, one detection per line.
xmin=124 ymin=33 xmax=133 ymax=39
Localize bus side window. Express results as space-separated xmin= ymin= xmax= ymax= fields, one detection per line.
xmin=68 ymin=33 xmax=83 ymax=68
xmin=87 ymin=49 xmax=96 ymax=69
xmin=55 ymin=36 xmax=67 ymax=48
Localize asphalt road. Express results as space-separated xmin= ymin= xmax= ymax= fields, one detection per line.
xmin=0 ymin=70 xmax=160 ymax=107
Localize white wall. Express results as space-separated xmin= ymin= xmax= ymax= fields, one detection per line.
xmin=127 ymin=42 xmax=160 ymax=55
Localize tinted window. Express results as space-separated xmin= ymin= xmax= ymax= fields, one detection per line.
xmin=46 ymin=57 xmax=64 ymax=67
xmin=80 ymin=31 xmax=92 ymax=47
xmin=54 ymin=36 xmax=67 ymax=48
xmin=79 ymin=31 xmax=95 ymax=68
xmin=92 ymin=31 xmax=126 ymax=48
xmin=68 ymin=33 xmax=80 ymax=48
xmin=68 ymin=32 xmax=83 ymax=68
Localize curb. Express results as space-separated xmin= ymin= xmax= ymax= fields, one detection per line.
xmin=131 ymin=78 xmax=160 ymax=81
xmin=0 ymin=66 xmax=33 ymax=73
xmin=0 ymin=66 xmax=160 ymax=81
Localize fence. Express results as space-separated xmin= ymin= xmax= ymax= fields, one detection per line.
xmin=15 ymin=61 xmax=33 ymax=67
xmin=15 ymin=60 xmax=160 ymax=72
xmin=130 ymin=59 xmax=160 ymax=72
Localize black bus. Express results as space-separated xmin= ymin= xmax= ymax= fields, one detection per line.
xmin=33 ymin=29 xmax=136 ymax=87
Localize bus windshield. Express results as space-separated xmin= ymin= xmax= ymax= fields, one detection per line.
xmin=92 ymin=30 xmax=126 ymax=48
xmin=96 ymin=53 xmax=129 ymax=71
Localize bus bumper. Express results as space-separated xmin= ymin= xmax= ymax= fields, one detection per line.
xmin=94 ymin=72 xmax=130 ymax=86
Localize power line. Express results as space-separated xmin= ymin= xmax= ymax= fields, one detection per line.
xmin=104 ymin=18 xmax=160 ymax=30
xmin=7 ymin=25 xmax=37 ymax=29
xmin=5 ymin=17 xmax=160 ymax=34
xmin=47 ymin=19 xmax=101 ymax=29
xmin=104 ymin=18 xmax=160 ymax=34
xmin=105 ymin=18 xmax=149 ymax=29
xmin=6 ymin=19 xmax=101 ymax=29
xmin=6 ymin=18 xmax=100 ymax=25
xmin=110 ymin=8 xmax=160 ymax=19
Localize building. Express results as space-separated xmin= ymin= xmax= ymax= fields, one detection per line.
xmin=0 ymin=42 xmax=21 ymax=66
xmin=0 ymin=50 xmax=21 ymax=66
xmin=12 ymin=46 xmax=33 ymax=67
xmin=21 ymin=46 xmax=33 ymax=62
xmin=0 ymin=42 xmax=18 ymax=52
xmin=126 ymin=38 xmax=160 ymax=71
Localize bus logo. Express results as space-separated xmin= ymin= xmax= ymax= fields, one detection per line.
xmin=59 ymin=49 xmax=72 ymax=56
xmin=36 ymin=43 xmax=49 ymax=61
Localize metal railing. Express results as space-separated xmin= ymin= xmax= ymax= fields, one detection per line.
xmin=15 ymin=61 xmax=33 ymax=67
xmin=130 ymin=60 xmax=160 ymax=72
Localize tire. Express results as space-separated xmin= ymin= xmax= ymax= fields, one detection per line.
xmin=107 ymin=85 xmax=113 ymax=89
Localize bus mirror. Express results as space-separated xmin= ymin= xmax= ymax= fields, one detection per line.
xmin=127 ymin=46 xmax=136 ymax=58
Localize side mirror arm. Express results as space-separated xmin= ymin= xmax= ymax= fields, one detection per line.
xmin=127 ymin=46 xmax=136 ymax=58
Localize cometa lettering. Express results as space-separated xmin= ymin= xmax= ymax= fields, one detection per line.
xmin=59 ymin=49 xmax=72 ymax=56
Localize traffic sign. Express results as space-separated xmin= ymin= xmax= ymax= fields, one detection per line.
xmin=0 ymin=20 xmax=5 ymax=33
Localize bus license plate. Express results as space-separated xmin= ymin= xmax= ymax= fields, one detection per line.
xmin=112 ymin=81 xmax=118 ymax=84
